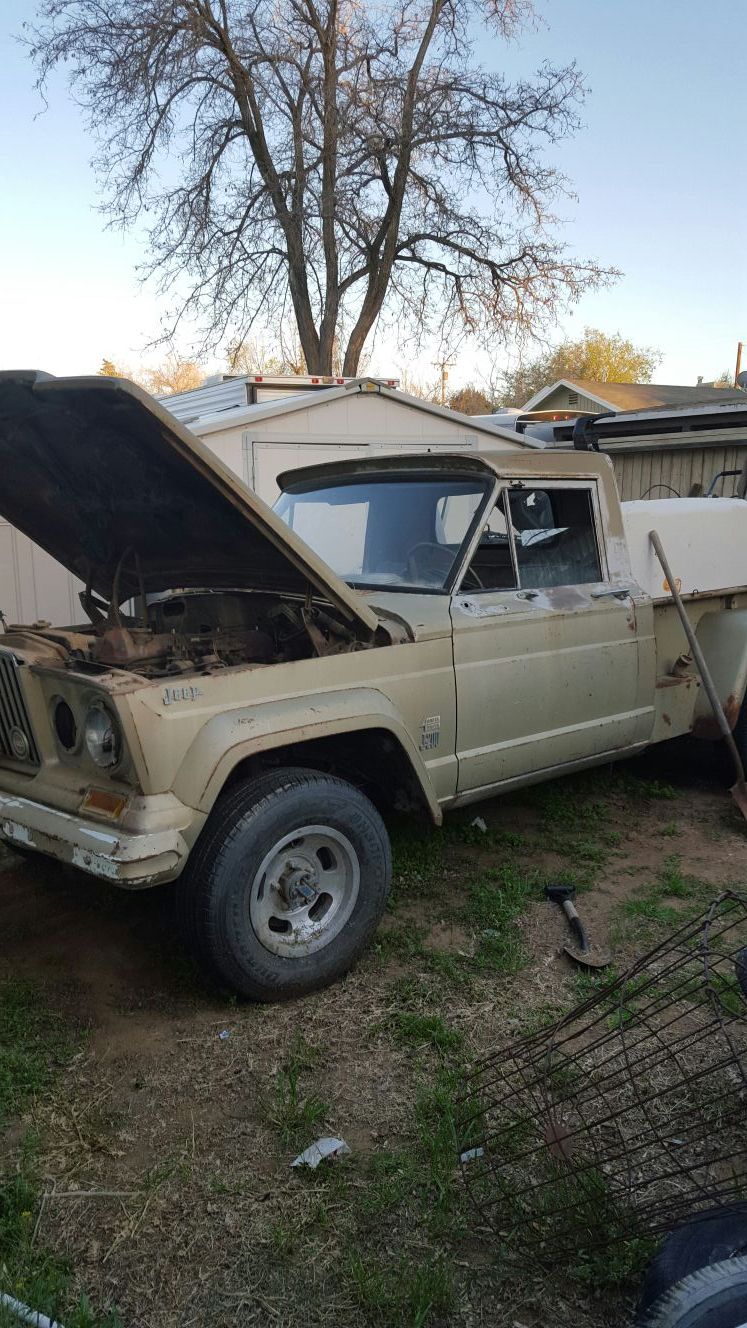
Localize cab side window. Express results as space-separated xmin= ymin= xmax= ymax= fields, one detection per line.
xmin=508 ymin=487 xmax=601 ymax=588
xmin=461 ymin=485 xmax=602 ymax=591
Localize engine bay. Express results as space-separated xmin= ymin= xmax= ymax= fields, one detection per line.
xmin=2 ymin=590 xmax=381 ymax=679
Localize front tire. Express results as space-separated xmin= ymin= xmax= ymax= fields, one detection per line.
xmin=177 ymin=768 xmax=391 ymax=1001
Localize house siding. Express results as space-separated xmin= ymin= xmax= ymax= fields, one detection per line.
xmin=608 ymin=436 xmax=747 ymax=500
xmin=534 ymin=386 xmax=608 ymax=414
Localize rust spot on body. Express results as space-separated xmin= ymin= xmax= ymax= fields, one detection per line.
xmin=692 ymin=694 xmax=740 ymax=739
xmin=662 ymin=713 xmax=672 ymax=726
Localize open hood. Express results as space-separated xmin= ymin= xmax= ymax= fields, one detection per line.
xmin=0 ymin=371 xmax=378 ymax=636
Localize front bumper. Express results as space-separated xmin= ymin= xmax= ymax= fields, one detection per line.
xmin=0 ymin=790 xmax=191 ymax=887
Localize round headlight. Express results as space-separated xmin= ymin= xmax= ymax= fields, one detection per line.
xmin=84 ymin=704 xmax=120 ymax=769
xmin=53 ymin=699 xmax=77 ymax=751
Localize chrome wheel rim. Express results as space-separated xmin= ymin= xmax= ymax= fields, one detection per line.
xmin=249 ymin=824 xmax=360 ymax=958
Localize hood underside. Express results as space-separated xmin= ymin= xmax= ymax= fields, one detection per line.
xmin=0 ymin=371 xmax=377 ymax=635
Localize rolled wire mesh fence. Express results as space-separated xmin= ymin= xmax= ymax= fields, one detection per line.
xmin=458 ymin=892 xmax=747 ymax=1262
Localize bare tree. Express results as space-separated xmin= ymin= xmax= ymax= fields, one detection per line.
xmin=28 ymin=1 xmax=616 ymax=375
xmin=226 ymin=337 xmax=307 ymax=376
xmin=395 ymin=368 xmax=440 ymax=401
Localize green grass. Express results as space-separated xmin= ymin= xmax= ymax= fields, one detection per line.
xmin=465 ymin=864 xmax=541 ymax=974
xmin=707 ymin=970 xmax=746 ymax=1016
xmin=374 ymin=772 xmax=706 ymax=1307
xmin=357 ymin=1149 xmax=422 ymax=1219
xmin=376 ymin=857 xmax=546 ymax=987
xmin=389 ymin=819 xmax=447 ymax=903
xmin=614 ymin=772 xmax=680 ymax=801
xmin=385 ymin=1011 xmax=463 ymax=1054
xmin=630 ymin=778 xmax=679 ymax=800
xmin=0 ymin=1166 xmax=123 ymax=1328
xmin=622 ymin=854 xmax=711 ymax=928
xmin=569 ymin=837 xmax=611 ymax=866
xmin=264 ymin=1033 xmax=328 ymax=1149
xmin=475 ymin=1126 xmax=655 ymax=1293
xmin=366 ymin=986 xmax=470 ymax=1241
xmin=623 ymin=897 xmax=682 ymax=924
xmin=374 ymin=919 xmax=427 ymax=964
xmin=354 ymin=1067 xmax=468 ymax=1246
xmin=413 ymin=1065 xmax=468 ymax=1235
xmin=656 ymin=854 xmax=710 ymax=901
xmin=0 ymin=979 xmax=79 ymax=1126
xmin=0 ymin=981 xmax=120 ymax=1328
xmin=445 ymin=816 xmax=526 ymax=851
xmin=382 ymin=862 xmax=545 ymax=984
xmin=572 ymin=964 xmax=619 ymax=1003
xmin=560 ymin=1168 xmax=656 ymax=1289
xmin=346 ymin=1249 xmax=454 ymax=1327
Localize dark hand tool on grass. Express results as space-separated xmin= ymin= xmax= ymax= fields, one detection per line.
xmin=544 ymin=883 xmax=611 ymax=969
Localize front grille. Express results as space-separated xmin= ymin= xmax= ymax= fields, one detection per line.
xmin=0 ymin=649 xmax=41 ymax=768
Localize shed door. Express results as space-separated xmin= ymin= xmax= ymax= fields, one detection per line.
xmin=246 ymin=441 xmax=368 ymax=503
xmin=245 ymin=436 xmax=479 ymax=504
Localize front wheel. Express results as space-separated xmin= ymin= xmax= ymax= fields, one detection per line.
xmin=177 ymin=768 xmax=391 ymax=1001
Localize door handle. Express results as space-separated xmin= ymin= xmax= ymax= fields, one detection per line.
xmin=591 ymin=587 xmax=631 ymax=600
xmin=516 ymin=590 xmax=539 ymax=601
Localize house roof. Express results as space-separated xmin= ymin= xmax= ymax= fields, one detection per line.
xmin=522 ymin=378 xmax=746 ymax=413
xmin=159 ymin=376 xmax=523 ymax=445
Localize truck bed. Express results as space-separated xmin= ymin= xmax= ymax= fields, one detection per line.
xmin=622 ymin=498 xmax=747 ymax=599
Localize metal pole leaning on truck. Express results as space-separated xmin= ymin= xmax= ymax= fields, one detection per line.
xmin=649 ymin=528 xmax=747 ymax=821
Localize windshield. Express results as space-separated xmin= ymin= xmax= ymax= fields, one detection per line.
xmin=274 ymin=474 xmax=492 ymax=590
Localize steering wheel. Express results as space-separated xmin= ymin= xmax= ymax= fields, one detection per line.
xmin=406 ymin=542 xmax=455 ymax=586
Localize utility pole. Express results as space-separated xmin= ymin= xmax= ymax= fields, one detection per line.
xmin=433 ymin=358 xmax=456 ymax=406
xmin=736 ymin=341 xmax=744 ymax=388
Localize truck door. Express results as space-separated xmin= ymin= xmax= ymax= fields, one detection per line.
xmin=450 ymin=479 xmax=656 ymax=794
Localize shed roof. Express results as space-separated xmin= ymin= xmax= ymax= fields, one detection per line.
xmin=159 ymin=376 xmax=522 ymax=445
xmin=522 ymin=378 xmax=746 ymax=413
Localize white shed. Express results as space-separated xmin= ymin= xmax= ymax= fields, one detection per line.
xmin=164 ymin=376 xmax=522 ymax=505
xmin=1 ymin=376 xmax=521 ymax=624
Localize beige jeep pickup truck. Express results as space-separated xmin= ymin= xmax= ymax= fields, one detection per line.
xmin=0 ymin=372 xmax=745 ymax=1000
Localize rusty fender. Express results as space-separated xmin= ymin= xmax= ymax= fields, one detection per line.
xmin=171 ymin=687 xmax=443 ymax=823
xmin=691 ymin=609 xmax=747 ymax=738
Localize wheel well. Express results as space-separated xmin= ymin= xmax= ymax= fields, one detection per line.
xmin=221 ymin=729 xmax=434 ymax=820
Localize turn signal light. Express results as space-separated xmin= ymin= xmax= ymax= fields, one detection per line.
xmin=80 ymin=788 xmax=127 ymax=820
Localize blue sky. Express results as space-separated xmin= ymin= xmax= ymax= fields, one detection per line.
xmin=1 ymin=0 xmax=745 ymax=390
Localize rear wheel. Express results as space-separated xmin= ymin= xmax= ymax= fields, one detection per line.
xmin=637 ymin=1256 xmax=747 ymax=1327
xmin=177 ymin=767 xmax=391 ymax=1001
xmin=637 ymin=1205 xmax=747 ymax=1315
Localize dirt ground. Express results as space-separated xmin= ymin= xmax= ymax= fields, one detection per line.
xmin=1 ymin=742 xmax=745 ymax=1328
